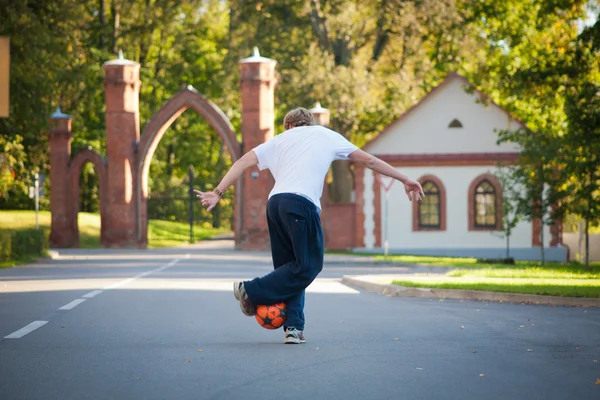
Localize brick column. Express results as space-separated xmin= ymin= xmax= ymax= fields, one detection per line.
xmin=103 ymin=52 xmax=141 ymax=247
xmin=48 ymin=107 xmax=75 ymax=247
xmin=238 ymin=48 xmax=277 ymax=250
xmin=310 ymin=102 xmax=330 ymax=127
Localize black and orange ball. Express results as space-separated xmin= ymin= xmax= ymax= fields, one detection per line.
xmin=255 ymin=303 xmax=287 ymax=330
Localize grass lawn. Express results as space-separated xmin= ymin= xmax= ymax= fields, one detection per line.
xmin=0 ymin=210 xmax=230 ymax=249
xmin=327 ymin=250 xmax=600 ymax=271
xmin=326 ymin=250 xmax=600 ymax=298
xmin=392 ymin=265 xmax=600 ymax=298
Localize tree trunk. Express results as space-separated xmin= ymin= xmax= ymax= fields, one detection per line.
xmin=585 ymin=218 xmax=590 ymax=269
xmin=506 ymin=232 xmax=510 ymax=259
xmin=329 ymin=161 xmax=353 ymax=203
xmin=540 ymin=219 xmax=545 ymax=266
xmin=99 ymin=0 xmax=105 ymax=49
xmin=111 ymin=0 xmax=120 ymax=55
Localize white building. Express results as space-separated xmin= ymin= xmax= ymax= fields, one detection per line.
xmin=355 ymin=73 xmax=567 ymax=261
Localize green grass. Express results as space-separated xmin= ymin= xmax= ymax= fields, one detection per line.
xmin=327 ymin=250 xmax=600 ymax=271
xmin=392 ymin=265 xmax=600 ymax=298
xmin=147 ymin=219 xmax=229 ymax=248
xmin=0 ymin=210 xmax=230 ymax=249
xmin=392 ymin=277 xmax=600 ymax=298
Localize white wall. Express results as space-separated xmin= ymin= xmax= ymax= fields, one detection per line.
xmin=365 ymin=76 xmax=521 ymax=155
xmin=563 ymin=233 xmax=600 ymax=262
xmin=363 ymin=167 xmax=551 ymax=250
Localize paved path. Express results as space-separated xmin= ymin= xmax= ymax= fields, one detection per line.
xmin=1 ymin=241 xmax=598 ymax=399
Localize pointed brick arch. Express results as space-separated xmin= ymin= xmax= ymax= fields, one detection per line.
xmin=49 ymin=52 xmax=276 ymax=249
xmin=136 ymin=87 xmax=242 ymax=245
xmin=69 ymin=147 xmax=108 ymax=247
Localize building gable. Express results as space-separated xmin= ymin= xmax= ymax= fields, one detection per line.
xmin=364 ymin=73 xmax=523 ymax=155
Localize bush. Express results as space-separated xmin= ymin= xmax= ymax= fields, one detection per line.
xmin=0 ymin=231 xmax=11 ymax=262
xmin=0 ymin=228 xmax=48 ymax=264
xmin=476 ymin=257 xmax=515 ymax=265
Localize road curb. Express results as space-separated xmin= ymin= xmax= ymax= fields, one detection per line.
xmin=341 ymin=275 xmax=600 ymax=307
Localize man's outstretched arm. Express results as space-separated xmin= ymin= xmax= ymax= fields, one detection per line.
xmin=348 ymin=149 xmax=425 ymax=201
xmin=194 ymin=150 xmax=258 ymax=211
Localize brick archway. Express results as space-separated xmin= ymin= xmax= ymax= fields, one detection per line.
xmin=136 ymin=87 xmax=242 ymax=245
xmin=69 ymin=147 xmax=108 ymax=247
xmin=49 ymin=49 xmax=276 ymax=249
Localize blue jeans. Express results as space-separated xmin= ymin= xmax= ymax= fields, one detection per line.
xmin=243 ymin=193 xmax=324 ymax=331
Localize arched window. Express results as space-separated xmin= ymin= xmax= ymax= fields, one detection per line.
xmin=468 ymin=174 xmax=502 ymax=231
xmin=474 ymin=180 xmax=496 ymax=228
xmin=419 ymin=182 xmax=440 ymax=228
xmin=413 ymin=175 xmax=446 ymax=231
xmin=448 ymin=119 xmax=463 ymax=128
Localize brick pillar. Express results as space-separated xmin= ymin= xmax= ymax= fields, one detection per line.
xmin=238 ymin=47 xmax=277 ymax=250
xmin=48 ymin=107 xmax=75 ymax=247
xmin=310 ymin=102 xmax=330 ymax=127
xmin=103 ymin=52 xmax=141 ymax=247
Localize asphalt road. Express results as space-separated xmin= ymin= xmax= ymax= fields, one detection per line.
xmin=1 ymin=242 xmax=599 ymax=400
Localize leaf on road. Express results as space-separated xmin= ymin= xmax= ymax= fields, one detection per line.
xmin=315 ymin=347 xmax=320 ymax=350
xmin=395 ymin=338 xmax=400 ymax=341
xmin=60 ymin=326 xmax=65 ymax=328
xmin=596 ymin=379 xmax=600 ymax=385
xmin=576 ymin=346 xmax=580 ymax=351
xmin=480 ymin=374 xmax=485 ymax=377
xmin=527 ymin=349 xmax=533 ymax=352
xmin=460 ymin=326 xmax=465 ymax=329
xmin=138 ymin=377 xmax=142 ymax=380
xmin=197 ymin=350 xmax=202 ymax=352
xmin=472 ymin=350 xmax=476 ymax=353
xmin=187 ymin=360 xmax=191 ymax=363
xmin=520 ymin=325 xmax=525 ymax=328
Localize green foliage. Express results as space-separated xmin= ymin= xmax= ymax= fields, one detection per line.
xmin=0 ymin=135 xmax=26 ymax=199
xmin=0 ymin=231 xmax=11 ymax=262
xmin=494 ymin=167 xmax=524 ymax=258
xmin=0 ymin=229 xmax=48 ymax=263
xmin=0 ymin=0 xmax=598 ymax=239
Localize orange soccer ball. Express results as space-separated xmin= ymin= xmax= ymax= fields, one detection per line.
xmin=255 ymin=302 xmax=287 ymax=330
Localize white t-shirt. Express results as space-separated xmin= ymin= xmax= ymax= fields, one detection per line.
xmin=252 ymin=125 xmax=358 ymax=211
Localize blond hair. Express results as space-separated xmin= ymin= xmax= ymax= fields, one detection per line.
xmin=283 ymin=108 xmax=315 ymax=130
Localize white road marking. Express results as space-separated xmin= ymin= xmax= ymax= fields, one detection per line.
xmin=3 ymin=259 xmax=183 ymax=340
xmin=82 ymin=290 xmax=103 ymax=298
xmin=59 ymin=299 xmax=87 ymax=310
xmin=103 ymin=259 xmax=181 ymax=290
xmin=4 ymin=321 xmax=49 ymax=339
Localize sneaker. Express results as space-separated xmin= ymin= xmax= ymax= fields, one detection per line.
xmin=284 ymin=327 xmax=306 ymax=344
xmin=233 ymin=282 xmax=255 ymax=316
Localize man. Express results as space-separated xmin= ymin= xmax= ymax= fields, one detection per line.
xmin=195 ymin=108 xmax=424 ymax=344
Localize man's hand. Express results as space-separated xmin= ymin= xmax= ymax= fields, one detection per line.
xmin=194 ymin=190 xmax=220 ymax=212
xmin=404 ymin=179 xmax=425 ymax=202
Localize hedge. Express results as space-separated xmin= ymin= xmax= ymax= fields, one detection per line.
xmin=0 ymin=229 xmax=48 ymax=263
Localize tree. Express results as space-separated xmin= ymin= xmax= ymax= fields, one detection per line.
xmin=494 ymin=167 xmax=523 ymax=259
xmin=496 ymin=128 xmax=564 ymax=265
xmin=0 ymin=135 xmax=26 ymax=200
xmin=561 ymin=81 xmax=600 ymax=268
